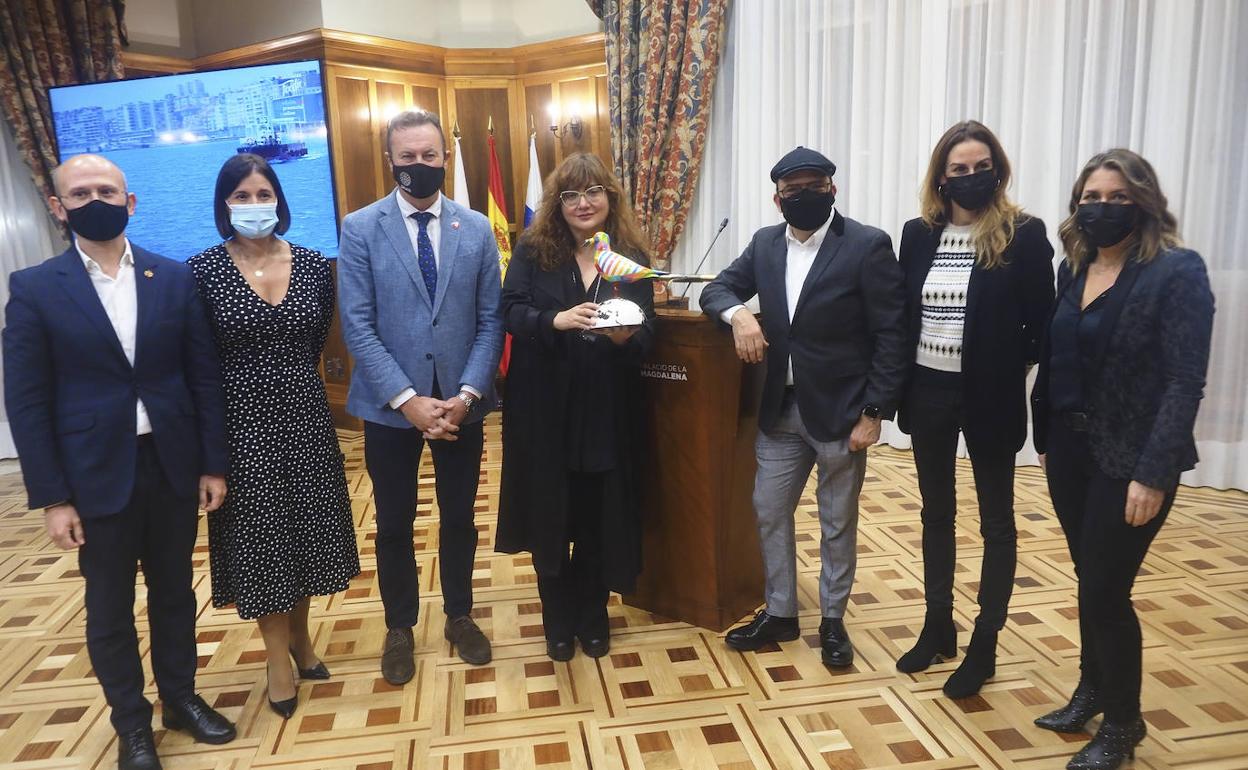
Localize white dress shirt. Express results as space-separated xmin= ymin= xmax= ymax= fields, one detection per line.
xmin=720 ymin=212 xmax=836 ymax=385
xmin=388 ymin=190 xmax=481 ymax=410
xmin=77 ymin=239 xmax=152 ymax=435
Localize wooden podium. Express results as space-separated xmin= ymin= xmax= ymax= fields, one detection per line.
xmin=624 ymin=308 xmax=765 ymax=631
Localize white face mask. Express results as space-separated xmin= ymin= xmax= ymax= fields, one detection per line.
xmin=229 ymin=202 xmax=279 ymax=239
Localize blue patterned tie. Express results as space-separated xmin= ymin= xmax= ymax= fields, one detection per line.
xmin=412 ymin=211 xmax=437 ymax=300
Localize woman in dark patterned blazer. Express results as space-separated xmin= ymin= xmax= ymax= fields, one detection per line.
xmin=1031 ymin=148 xmax=1215 ymax=770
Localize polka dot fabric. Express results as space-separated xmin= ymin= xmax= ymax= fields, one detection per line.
xmin=188 ymin=243 xmax=360 ymax=619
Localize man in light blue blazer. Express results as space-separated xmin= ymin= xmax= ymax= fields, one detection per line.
xmin=338 ymin=109 xmax=504 ymax=683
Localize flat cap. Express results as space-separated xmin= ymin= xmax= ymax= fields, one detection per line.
xmin=770 ymin=146 xmax=836 ymax=182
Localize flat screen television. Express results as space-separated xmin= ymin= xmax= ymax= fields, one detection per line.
xmin=49 ymin=59 xmax=339 ymax=260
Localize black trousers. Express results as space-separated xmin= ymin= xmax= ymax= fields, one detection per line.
xmin=364 ymin=418 xmax=484 ymax=628
xmin=1045 ymin=417 xmax=1174 ymax=723
xmin=536 ymin=472 xmax=610 ymax=643
xmin=78 ymin=437 xmax=199 ymax=733
xmin=906 ymin=369 xmax=1017 ymax=630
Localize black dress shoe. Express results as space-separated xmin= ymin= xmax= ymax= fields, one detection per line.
xmin=579 ymin=636 xmax=610 ymax=658
xmin=546 ymin=639 xmax=575 ymax=662
xmin=1066 ymin=717 xmax=1146 ymax=770
xmin=818 ymin=617 xmax=855 ymax=668
xmin=117 ymin=727 xmax=162 ymax=770
xmin=896 ymin=613 xmax=957 ymax=673
xmin=160 ymin=694 xmax=237 ymax=744
xmin=725 ymin=611 xmax=799 ymax=651
xmin=290 ymin=647 xmax=331 ymax=680
xmin=1035 ymin=679 xmax=1101 ymax=733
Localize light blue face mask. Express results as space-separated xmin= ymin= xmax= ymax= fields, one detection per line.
xmin=229 ymin=202 xmax=279 ymax=239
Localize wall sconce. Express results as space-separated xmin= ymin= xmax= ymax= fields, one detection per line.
xmin=548 ymin=102 xmax=583 ymax=139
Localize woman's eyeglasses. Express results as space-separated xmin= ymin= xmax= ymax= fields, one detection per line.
xmin=559 ymin=185 xmax=607 ymax=207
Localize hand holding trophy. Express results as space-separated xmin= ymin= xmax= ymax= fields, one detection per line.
xmin=586 ymin=232 xmax=715 ymax=336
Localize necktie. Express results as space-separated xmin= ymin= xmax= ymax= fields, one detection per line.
xmin=412 ymin=211 xmax=436 ymax=300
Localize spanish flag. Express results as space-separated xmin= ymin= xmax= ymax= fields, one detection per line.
xmin=486 ymin=133 xmax=513 ymax=375
xmin=487 ymin=133 xmax=512 ymax=278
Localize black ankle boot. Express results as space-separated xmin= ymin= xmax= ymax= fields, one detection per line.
xmin=1035 ymin=679 xmax=1101 ymax=733
xmin=942 ymin=626 xmax=996 ymax=698
xmin=897 ymin=613 xmax=957 ymax=673
xmin=1066 ymin=717 xmax=1146 ymax=770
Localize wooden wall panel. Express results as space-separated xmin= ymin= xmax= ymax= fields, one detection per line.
xmin=328 ymin=75 xmax=380 ymax=217
xmin=411 ymin=86 xmax=442 ymax=118
xmin=452 ymin=87 xmax=515 ymax=221
xmin=375 ymin=81 xmax=406 ymax=196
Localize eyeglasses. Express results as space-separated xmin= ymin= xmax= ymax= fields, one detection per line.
xmin=777 ymin=181 xmax=832 ymax=198
xmin=559 ymin=185 xmax=607 ymax=207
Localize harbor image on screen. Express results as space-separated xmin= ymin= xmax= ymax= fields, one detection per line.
xmin=49 ymin=60 xmax=339 ymax=260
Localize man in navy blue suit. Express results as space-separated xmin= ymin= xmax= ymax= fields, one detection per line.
xmin=3 ymin=155 xmax=237 ymax=770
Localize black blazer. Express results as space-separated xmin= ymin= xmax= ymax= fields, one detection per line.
xmin=1032 ymin=247 xmax=1214 ymax=489
xmin=2 ymin=245 xmax=228 ymax=517
xmin=700 ymin=212 xmax=907 ymax=442
xmin=896 ymin=216 xmax=1055 ymax=450
xmin=496 ymin=241 xmax=655 ymax=591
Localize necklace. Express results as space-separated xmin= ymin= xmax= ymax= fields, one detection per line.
xmin=233 ymin=245 xmax=280 ymax=278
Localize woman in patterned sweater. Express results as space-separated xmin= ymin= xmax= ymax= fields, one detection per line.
xmin=894 ymin=121 xmax=1055 ymax=697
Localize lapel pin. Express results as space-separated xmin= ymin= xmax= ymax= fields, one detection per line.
xmin=143 ymin=269 xmax=154 ymax=278
xmin=452 ymin=220 xmax=460 ymax=229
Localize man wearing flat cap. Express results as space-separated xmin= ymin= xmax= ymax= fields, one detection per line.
xmin=701 ymin=146 xmax=906 ymax=667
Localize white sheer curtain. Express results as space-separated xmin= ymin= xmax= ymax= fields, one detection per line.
xmin=0 ymin=120 xmax=67 ymax=458
xmin=674 ymin=0 xmax=1248 ymax=490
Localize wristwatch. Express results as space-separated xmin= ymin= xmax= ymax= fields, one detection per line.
xmin=862 ymin=404 xmax=881 ymax=420
xmin=456 ymin=391 xmax=477 ymax=410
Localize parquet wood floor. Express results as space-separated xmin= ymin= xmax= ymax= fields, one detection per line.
xmin=1 ymin=417 xmax=1246 ymax=769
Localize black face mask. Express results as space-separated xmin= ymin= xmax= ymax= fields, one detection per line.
xmin=1076 ymin=202 xmax=1137 ymax=248
xmin=63 ymin=198 xmax=130 ymax=242
xmin=392 ymin=162 xmax=445 ymax=198
xmin=943 ymin=169 xmax=998 ymax=211
xmin=778 ymin=189 xmax=835 ymax=231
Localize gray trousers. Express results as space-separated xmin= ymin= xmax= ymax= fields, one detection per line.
xmin=753 ymin=395 xmax=867 ymax=619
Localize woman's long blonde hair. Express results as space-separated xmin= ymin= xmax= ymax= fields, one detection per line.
xmin=1057 ymin=148 xmax=1181 ymax=273
xmin=518 ymin=152 xmax=650 ymax=270
xmin=920 ymin=120 xmax=1025 ymax=269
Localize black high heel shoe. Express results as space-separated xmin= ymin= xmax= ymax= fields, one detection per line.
xmin=897 ymin=614 xmax=957 ymax=673
xmin=1066 ymin=717 xmax=1146 ymax=770
xmin=267 ymin=679 xmax=298 ymax=719
xmin=1035 ymin=680 xmax=1101 ymax=733
xmin=289 ymin=647 xmax=331 ymax=680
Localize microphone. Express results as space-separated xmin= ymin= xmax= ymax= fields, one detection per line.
xmin=679 ymin=217 xmax=729 ymax=297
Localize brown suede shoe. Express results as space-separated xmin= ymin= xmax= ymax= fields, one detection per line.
xmin=445 ymin=616 xmax=492 ymax=665
xmin=381 ymin=627 xmax=415 ymax=685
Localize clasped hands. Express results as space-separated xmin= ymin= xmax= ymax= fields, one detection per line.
xmin=400 ymin=394 xmax=469 ymax=441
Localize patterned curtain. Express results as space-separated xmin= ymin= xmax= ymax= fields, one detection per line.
xmin=0 ymin=0 xmax=126 ymax=214
xmin=596 ymin=0 xmax=729 ymax=269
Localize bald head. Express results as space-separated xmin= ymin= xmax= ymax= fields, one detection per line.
xmin=52 ymin=154 xmax=127 ymax=197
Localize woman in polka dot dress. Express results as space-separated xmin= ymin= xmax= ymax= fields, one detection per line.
xmin=189 ymin=154 xmax=360 ymax=719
